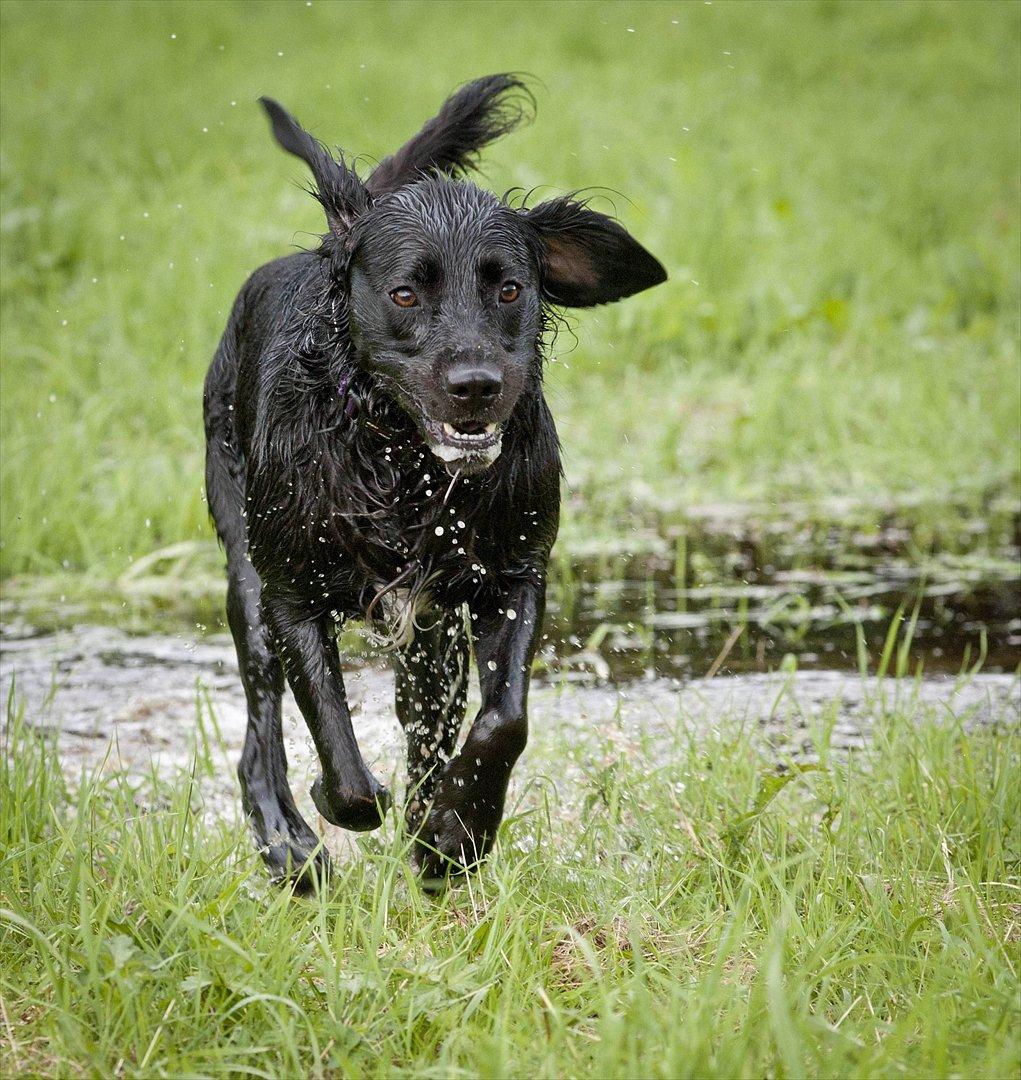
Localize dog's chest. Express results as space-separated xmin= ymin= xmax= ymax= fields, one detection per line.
xmin=310 ymin=463 xmax=516 ymax=607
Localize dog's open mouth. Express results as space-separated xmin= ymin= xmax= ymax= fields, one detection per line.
xmin=423 ymin=419 xmax=503 ymax=470
xmin=437 ymin=420 xmax=500 ymax=449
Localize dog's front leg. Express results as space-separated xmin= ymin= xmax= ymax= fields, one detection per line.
xmin=264 ymin=597 xmax=391 ymax=832
xmin=413 ymin=574 xmax=545 ymax=880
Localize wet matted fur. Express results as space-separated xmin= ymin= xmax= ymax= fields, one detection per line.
xmin=203 ymin=74 xmax=666 ymax=888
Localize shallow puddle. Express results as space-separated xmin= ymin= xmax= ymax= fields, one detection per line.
xmin=2 ymin=498 xmax=1018 ymax=688
xmin=546 ymin=501 xmax=1020 ymax=680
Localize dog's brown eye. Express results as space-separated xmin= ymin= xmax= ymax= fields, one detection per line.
xmin=499 ymin=281 xmax=521 ymax=304
xmin=390 ymin=287 xmax=418 ymax=308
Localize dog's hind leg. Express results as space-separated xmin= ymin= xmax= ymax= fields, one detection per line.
xmin=205 ymin=354 xmax=328 ymax=888
xmin=226 ymin=553 xmax=330 ymax=887
xmin=394 ymin=607 xmax=470 ymax=839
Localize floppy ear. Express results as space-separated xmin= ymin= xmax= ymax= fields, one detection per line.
xmin=259 ymin=97 xmax=370 ymax=236
xmin=524 ymin=197 xmax=667 ymax=307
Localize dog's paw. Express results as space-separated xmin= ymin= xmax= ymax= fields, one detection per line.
xmin=247 ymin=803 xmax=332 ymax=893
xmin=262 ymin=837 xmax=332 ymax=894
xmin=311 ymin=773 xmax=391 ymax=832
xmin=410 ymin=777 xmax=503 ymax=883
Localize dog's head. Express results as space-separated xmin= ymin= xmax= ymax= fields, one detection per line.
xmin=261 ymin=75 xmax=666 ymax=474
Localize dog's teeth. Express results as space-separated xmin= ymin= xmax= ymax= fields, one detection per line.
xmin=440 ymin=422 xmax=495 ymax=443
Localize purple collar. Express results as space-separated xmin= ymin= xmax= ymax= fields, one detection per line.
xmin=338 ymin=372 xmax=357 ymax=418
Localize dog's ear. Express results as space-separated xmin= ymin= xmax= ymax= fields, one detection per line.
xmin=260 ymin=97 xmax=370 ymax=235
xmin=524 ymin=197 xmax=666 ymax=307
xmin=368 ymin=74 xmax=532 ymax=195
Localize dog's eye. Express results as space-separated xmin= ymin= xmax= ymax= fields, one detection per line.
xmin=390 ymin=287 xmax=418 ymax=308
xmin=499 ymin=281 xmax=522 ymax=304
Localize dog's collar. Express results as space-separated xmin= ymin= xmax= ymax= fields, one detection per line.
xmin=338 ymin=371 xmax=358 ymax=419
xmin=337 ymin=372 xmax=389 ymax=437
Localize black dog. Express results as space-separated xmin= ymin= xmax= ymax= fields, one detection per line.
xmin=203 ymin=74 xmax=665 ymax=887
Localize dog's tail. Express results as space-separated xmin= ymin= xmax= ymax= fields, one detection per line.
xmin=368 ymin=73 xmax=534 ymax=194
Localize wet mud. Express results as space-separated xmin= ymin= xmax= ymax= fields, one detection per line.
xmin=2 ymin=624 xmax=1016 ymax=853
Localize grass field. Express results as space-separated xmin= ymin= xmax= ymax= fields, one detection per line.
xmin=1 ymin=3 xmax=1019 ymax=1077
xmin=1 ymin=0 xmax=1019 ymax=578
xmin=3 ymin=684 xmax=1019 ymax=1077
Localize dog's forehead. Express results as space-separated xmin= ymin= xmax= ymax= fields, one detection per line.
xmin=358 ymin=180 xmax=528 ymax=267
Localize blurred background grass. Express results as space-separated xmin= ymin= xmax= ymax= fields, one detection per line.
xmin=1 ymin=0 xmax=1018 ymax=578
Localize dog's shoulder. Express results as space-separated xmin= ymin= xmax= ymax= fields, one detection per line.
xmin=239 ymin=251 xmax=322 ymax=312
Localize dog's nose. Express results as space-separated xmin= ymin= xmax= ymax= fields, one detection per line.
xmin=444 ymin=366 xmax=502 ymax=408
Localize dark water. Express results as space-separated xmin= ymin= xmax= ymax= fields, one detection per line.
xmin=543 ymin=502 xmax=1020 ymax=681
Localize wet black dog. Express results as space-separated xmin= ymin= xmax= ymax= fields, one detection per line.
xmin=203 ymin=74 xmax=666 ymax=887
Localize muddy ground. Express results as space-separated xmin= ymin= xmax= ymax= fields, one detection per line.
xmin=2 ymin=623 xmax=1017 ymax=859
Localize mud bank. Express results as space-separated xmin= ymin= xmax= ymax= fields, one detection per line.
xmin=3 ymin=624 xmax=1017 ymax=851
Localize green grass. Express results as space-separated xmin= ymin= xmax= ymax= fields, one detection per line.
xmin=2 ymin=684 xmax=1019 ymax=1077
xmin=1 ymin=0 xmax=1019 ymax=578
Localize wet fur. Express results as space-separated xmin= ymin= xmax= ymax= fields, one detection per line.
xmin=203 ymin=75 xmax=665 ymax=887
